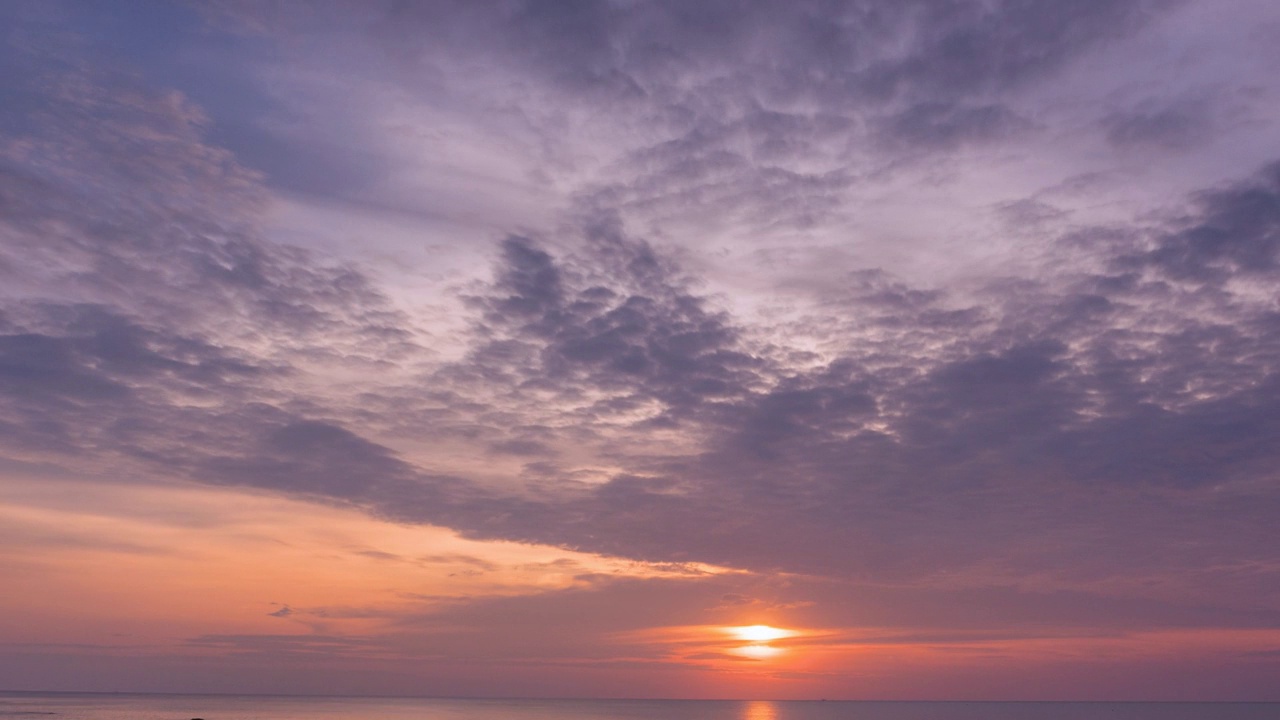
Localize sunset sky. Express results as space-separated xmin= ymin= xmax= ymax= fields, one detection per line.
xmin=2 ymin=0 xmax=1280 ymax=701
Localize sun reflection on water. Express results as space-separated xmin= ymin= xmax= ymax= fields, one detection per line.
xmin=742 ymin=700 xmax=779 ymax=720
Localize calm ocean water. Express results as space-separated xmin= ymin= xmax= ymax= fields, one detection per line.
xmin=1 ymin=693 xmax=1276 ymax=720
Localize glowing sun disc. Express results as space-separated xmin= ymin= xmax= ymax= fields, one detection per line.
xmin=730 ymin=625 xmax=792 ymax=642
xmin=733 ymin=644 xmax=784 ymax=659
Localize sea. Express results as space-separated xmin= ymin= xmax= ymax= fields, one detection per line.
xmin=1 ymin=693 xmax=1277 ymax=720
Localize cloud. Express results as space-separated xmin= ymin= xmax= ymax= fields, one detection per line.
xmin=1102 ymin=98 xmax=1215 ymax=151
xmin=365 ymin=0 xmax=1171 ymax=104
xmin=1129 ymin=161 xmax=1280 ymax=281
xmin=186 ymin=633 xmax=373 ymax=657
xmin=199 ymin=420 xmax=413 ymax=499
xmin=9 ymin=106 xmax=1277 ymax=598
xmin=0 ymin=41 xmax=413 ymax=358
xmin=185 ymin=0 xmax=1180 ymax=245
xmin=426 ymin=161 xmax=1280 ymax=591
xmin=5 ymin=3 xmax=1280 ymax=675
xmin=877 ymin=102 xmax=1033 ymax=151
xmin=437 ymin=228 xmax=767 ymax=444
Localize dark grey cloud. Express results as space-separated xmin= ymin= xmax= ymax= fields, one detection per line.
xmin=371 ymin=0 xmax=1171 ymax=106
xmin=0 ymin=303 xmax=268 ymax=460
xmin=1103 ymin=98 xmax=1215 ymax=151
xmin=200 ymin=420 xmax=413 ymax=500
xmin=455 ymin=229 xmax=765 ymax=425
xmin=1129 ymin=161 xmax=1280 ymax=281
xmin=877 ymin=102 xmax=1033 ymax=151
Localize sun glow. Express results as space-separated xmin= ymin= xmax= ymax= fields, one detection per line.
xmin=732 ymin=644 xmax=784 ymax=659
xmin=722 ymin=625 xmax=797 ymax=661
xmin=729 ymin=625 xmax=793 ymax=642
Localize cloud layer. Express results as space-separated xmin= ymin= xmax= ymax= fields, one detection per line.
xmin=3 ymin=0 xmax=1280 ymax=699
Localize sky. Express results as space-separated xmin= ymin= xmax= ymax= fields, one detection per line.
xmin=1 ymin=0 xmax=1280 ymax=702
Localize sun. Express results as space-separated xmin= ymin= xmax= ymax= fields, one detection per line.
xmin=729 ymin=624 xmax=794 ymax=642
xmin=731 ymin=644 xmax=784 ymax=659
